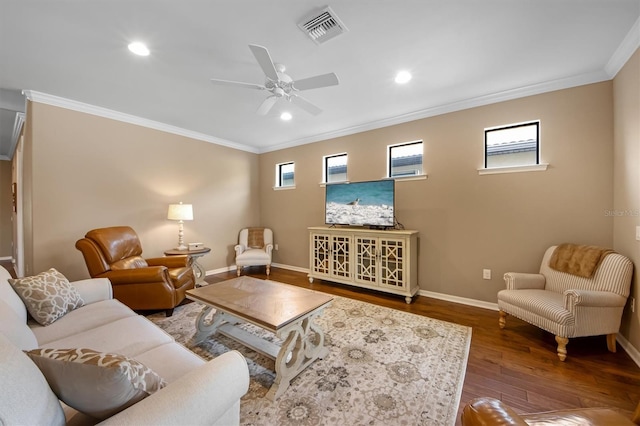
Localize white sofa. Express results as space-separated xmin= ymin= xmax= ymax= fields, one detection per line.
xmin=0 ymin=265 xmax=250 ymax=425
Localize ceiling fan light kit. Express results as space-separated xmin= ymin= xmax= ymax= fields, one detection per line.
xmin=210 ymin=44 xmax=339 ymax=117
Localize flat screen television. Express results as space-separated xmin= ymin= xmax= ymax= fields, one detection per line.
xmin=325 ymin=179 xmax=395 ymax=227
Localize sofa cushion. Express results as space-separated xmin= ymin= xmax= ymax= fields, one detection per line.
xmin=0 ymin=300 xmax=37 ymax=350
xmin=0 ymin=265 xmax=27 ymax=321
xmin=31 ymin=299 xmax=136 ymax=346
xmin=9 ymin=268 xmax=84 ymax=326
xmin=0 ymin=333 xmax=65 ymax=426
xmin=26 ymin=347 xmax=166 ymax=420
xmin=134 ymin=341 xmax=205 ymax=383
xmin=37 ymin=315 xmax=174 ymax=358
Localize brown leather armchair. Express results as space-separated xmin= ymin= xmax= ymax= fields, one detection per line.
xmin=75 ymin=226 xmax=195 ymax=316
xmin=461 ymin=397 xmax=639 ymax=425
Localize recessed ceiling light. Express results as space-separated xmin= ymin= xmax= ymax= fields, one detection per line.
xmin=395 ymin=70 xmax=412 ymax=84
xmin=128 ymin=42 xmax=150 ymax=56
xmin=280 ymin=112 xmax=292 ymax=121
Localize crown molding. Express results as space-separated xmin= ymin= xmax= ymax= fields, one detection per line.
xmin=21 ymin=91 xmax=259 ymax=154
xmin=605 ymin=15 xmax=640 ymax=78
xmin=18 ymin=61 xmax=620 ymax=156
xmin=259 ymin=70 xmax=610 ymax=153
xmin=9 ymin=112 xmax=25 ymax=158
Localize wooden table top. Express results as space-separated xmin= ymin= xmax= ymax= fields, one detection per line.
xmin=186 ymin=276 xmax=333 ymax=332
xmin=164 ymin=247 xmax=211 ymax=256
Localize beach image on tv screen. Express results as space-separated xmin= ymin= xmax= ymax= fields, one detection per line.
xmin=325 ymin=180 xmax=394 ymax=226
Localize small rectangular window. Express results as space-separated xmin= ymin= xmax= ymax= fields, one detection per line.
xmin=485 ymin=121 xmax=539 ymax=168
xmin=388 ymin=141 xmax=423 ymax=178
xmin=275 ymin=162 xmax=295 ymax=188
xmin=323 ymin=153 xmax=347 ymax=183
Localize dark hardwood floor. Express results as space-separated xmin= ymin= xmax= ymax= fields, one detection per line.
xmin=207 ymin=266 xmax=640 ymax=425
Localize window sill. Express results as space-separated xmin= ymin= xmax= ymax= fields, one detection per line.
xmin=273 ymin=185 xmax=296 ymax=191
xmin=478 ymin=164 xmax=548 ymax=175
xmin=319 ymin=181 xmax=349 ymax=187
xmin=388 ymin=174 xmax=428 ymax=182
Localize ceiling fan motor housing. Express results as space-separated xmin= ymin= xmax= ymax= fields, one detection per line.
xmin=210 ymin=44 xmax=338 ymax=116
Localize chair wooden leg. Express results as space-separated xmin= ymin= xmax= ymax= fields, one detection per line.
xmin=237 ymin=267 xmax=241 ymax=277
xmin=266 ymin=265 xmax=270 ymax=276
xmin=555 ymin=335 xmax=569 ymax=361
xmin=606 ymin=333 xmax=617 ymax=353
xmin=498 ymin=310 xmax=507 ymax=329
xmin=165 ymin=308 xmax=174 ymax=317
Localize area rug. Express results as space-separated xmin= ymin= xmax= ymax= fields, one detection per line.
xmin=148 ymin=294 xmax=471 ymax=426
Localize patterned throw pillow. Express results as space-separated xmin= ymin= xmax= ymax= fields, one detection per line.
xmin=9 ymin=268 xmax=84 ymax=326
xmin=25 ymin=348 xmax=167 ymax=420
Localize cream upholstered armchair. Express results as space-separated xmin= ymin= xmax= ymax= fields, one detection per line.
xmin=498 ymin=244 xmax=633 ymax=361
xmin=235 ymin=228 xmax=273 ymax=276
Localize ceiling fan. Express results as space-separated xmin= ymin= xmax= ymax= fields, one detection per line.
xmin=210 ymin=44 xmax=339 ymax=116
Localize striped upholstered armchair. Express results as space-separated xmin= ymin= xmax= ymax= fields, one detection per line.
xmin=498 ymin=244 xmax=633 ymax=361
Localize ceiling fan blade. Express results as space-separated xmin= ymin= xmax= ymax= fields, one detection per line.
xmin=292 ymin=73 xmax=339 ymax=91
xmin=290 ymin=94 xmax=322 ymax=115
xmin=210 ymin=78 xmax=265 ymax=90
xmin=257 ymin=96 xmax=278 ymax=115
xmin=248 ymin=44 xmax=279 ymax=81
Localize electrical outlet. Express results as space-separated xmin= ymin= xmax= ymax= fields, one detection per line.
xmin=632 ymin=297 xmax=636 ymax=313
xmin=636 ymin=226 xmax=640 ymax=241
xmin=482 ymin=269 xmax=491 ymax=280
xmin=275 ymin=244 xmax=279 ymax=251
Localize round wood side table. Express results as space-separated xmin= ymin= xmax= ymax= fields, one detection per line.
xmin=164 ymin=247 xmax=211 ymax=287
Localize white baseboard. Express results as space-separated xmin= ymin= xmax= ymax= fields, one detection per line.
xmin=418 ymin=289 xmax=499 ymax=311
xmin=271 ymin=262 xmax=309 ymax=274
xmin=204 ymin=262 xmax=640 ymax=367
xmin=205 ymin=265 xmax=236 ymax=276
xmin=204 ymin=263 xmax=308 ymax=277
xmin=616 ymin=333 xmax=640 ymax=368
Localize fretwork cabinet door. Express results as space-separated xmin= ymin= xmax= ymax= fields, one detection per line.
xmin=310 ymin=232 xmax=352 ymax=281
xmin=354 ymin=235 xmax=408 ymax=292
xmin=378 ymin=237 xmax=407 ymax=291
xmin=310 ymin=233 xmax=331 ymax=279
xmin=330 ymin=234 xmax=351 ymax=280
xmin=354 ymin=235 xmax=378 ymax=285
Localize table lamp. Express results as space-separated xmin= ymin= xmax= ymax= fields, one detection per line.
xmin=167 ymin=202 xmax=193 ymax=250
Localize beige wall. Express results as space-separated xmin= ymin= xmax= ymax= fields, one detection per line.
xmin=614 ymin=48 xmax=640 ymax=350
xmin=24 ymin=102 xmax=260 ymax=280
xmin=260 ymin=82 xmax=615 ymax=303
xmin=0 ymin=160 xmax=12 ymax=256
xmin=12 ymin=61 xmax=637 ymax=355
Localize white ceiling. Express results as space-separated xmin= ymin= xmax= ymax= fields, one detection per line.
xmin=1 ymin=1 xmax=639 ymax=157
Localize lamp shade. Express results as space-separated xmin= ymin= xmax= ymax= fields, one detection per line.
xmin=167 ymin=203 xmax=193 ymax=221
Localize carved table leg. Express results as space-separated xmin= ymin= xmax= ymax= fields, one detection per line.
xmin=192 ymin=306 xmax=237 ymax=344
xmin=266 ymin=312 xmax=328 ymax=401
xmin=555 ymin=335 xmax=569 ymax=361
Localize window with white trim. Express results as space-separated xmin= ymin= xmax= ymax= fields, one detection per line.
xmin=388 ymin=141 xmax=423 ymax=178
xmin=485 ymin=121 xmax=539 ymax=168
xmin=323 ymin=153 xmax=347 ymax=183
xmin=275 ymin=161 xmax=295 ymax=188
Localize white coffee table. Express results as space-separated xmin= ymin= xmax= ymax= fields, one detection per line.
xmin=186 ymin=276 xmax=333 ymax=400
